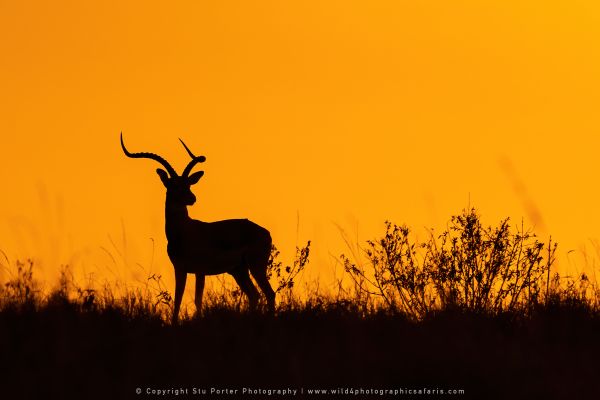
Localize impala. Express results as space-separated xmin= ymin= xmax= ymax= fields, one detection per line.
xmin=120 ymin=133 xmax=275 ymax=323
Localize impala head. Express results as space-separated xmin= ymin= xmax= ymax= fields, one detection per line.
xmin=120 ymin=133 xmax=206 ymax=206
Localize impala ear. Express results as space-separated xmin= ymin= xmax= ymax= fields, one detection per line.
xmin=188 ymin=171 xmax=204 ymax=185
xmin=156 ymin=169 xmax=170 ymax=187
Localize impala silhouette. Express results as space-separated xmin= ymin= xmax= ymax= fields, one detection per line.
xmin=120 ymin=133 xmax=275 ymax=323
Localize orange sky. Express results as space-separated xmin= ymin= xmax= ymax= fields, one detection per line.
xmin=2 ymin=1 xmax=600 ymax=294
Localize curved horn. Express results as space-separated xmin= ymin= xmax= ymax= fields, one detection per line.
xmin=120 ymin=132 xmax=178 ymax=177
xmin=179 ymin=138 xmax=206 ymax=177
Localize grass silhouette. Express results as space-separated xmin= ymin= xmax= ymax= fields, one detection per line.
xmin=1 ymin=209 xmax=599 ymax=399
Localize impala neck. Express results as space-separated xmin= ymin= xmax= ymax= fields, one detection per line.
xmin=164 ymin=197 xmax=191 ymax=240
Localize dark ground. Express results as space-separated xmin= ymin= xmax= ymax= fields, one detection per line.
xmin=1 ymin=301 xmax=598 ymax=400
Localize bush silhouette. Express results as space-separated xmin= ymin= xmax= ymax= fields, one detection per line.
xmin=341 ymin=208 xmax=560 ymax=318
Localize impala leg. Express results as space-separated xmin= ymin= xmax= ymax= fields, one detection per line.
xmin=231 ymin=269 xmax=259 ymax=311
xmin=249 ymin=246 xmax=276 ymax=313
xmin=172 ymin=269 xmax=187 ymax=324
xmin=251 ymin=269 xmax=276 ymax=313
xmin=195 ymin=274 xmax=205 ymax=316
